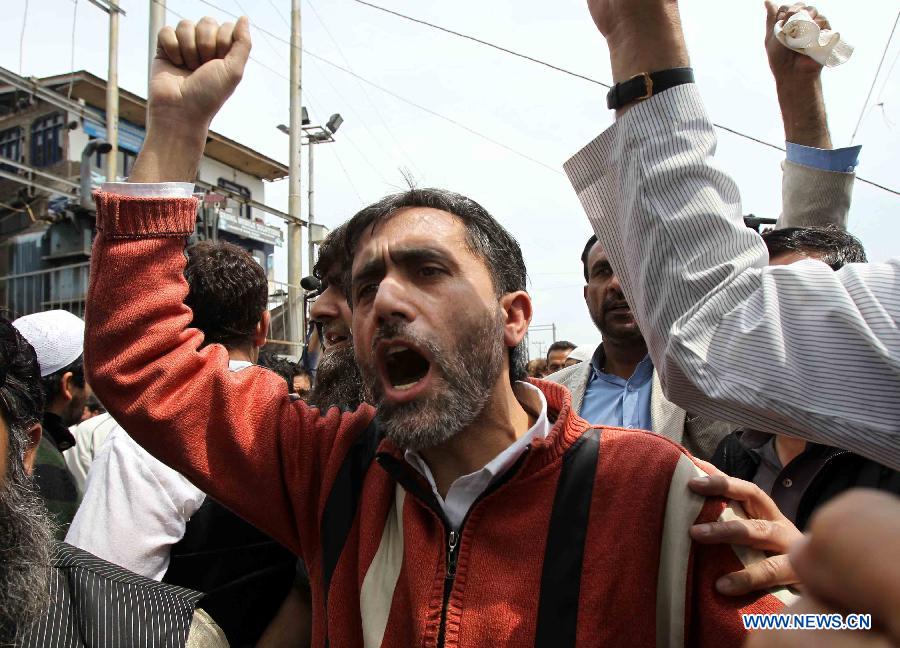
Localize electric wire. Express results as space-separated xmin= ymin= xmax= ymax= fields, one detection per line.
xmin=306 ymin=0 xmax=423 ymax=180
xmin=304 ymin=56 xmax=402 ymax=188
xmin=345 ymin=0 xmax=900 ymax=196
xmin=231 ymin=0 xmax=285 ymax=64
xmin=19 ymin=0 xmax=29 ymax=75
xmin=876 ymin=43 xmax=900 ymax=107
xmin=349 ymin=0 xmax=611 ymax=89
xmin=155 ymin=0 xmax=900 ymax=194
xmin=301 ymin=95 xmax=368 ymax=202
xmin=266 ymin=0 xmax=289 ymax=28
xmin=163 ymin=1 xmax=368 ymax=213
xmin=182 ymin=0 xmax=565 ymax=175
xmin=263 ymin=0 xmax=423 ymax=184
xmin=67 ymin=0 xmax=79 ymax=99
xmin=219 ymin=1 xmax=403 ymax=190
xmin=850 ymin=10 xmax=900 ymax=144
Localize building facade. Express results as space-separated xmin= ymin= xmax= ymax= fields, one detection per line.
xmin=0 ymin=67 xmax=289 ymax=326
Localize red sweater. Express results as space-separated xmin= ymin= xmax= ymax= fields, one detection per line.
xmin=85 ymin=192 xmax=787 ymax=647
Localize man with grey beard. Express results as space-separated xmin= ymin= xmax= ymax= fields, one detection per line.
xmin=258 ymin=225 xmax=365 ymax=648
xmin=306 ymin=223 xmax=366 ymax=413
xmin=0 ymin=317 xmax=54 ymax=645
xmin=0 ymin=317 xmax=226 ymax=647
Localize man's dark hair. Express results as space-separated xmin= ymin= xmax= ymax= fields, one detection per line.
xmin=1 ymin=318 xmax=45 ymax=433
xmin=257 ymin=350 xmax=298 ymax=394
xmin=312 ymin=223 xmax=348 ymax=288
xmin=762 ymin=226 xmax=867 ymax=271
xmin=184 ymin=241 xmax=269 ymax=349
xmin=40 ymin=356 xmax=84 ymax=404
xmin=581 ymin=235 xmax=598 ymax=283
xmin=342 ymin=188 xmax=529 ymax=382
xmin=546 ymin=341 xmax=577 ymax=360
xmin=84 ymin=394 xmax=105 ymax=416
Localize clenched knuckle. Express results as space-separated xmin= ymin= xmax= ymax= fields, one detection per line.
xmin=749 ymin=518 xmax=771 ymax=537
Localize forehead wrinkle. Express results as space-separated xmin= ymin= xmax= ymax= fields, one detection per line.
xmin=350 ymin=244 xmax=459 ymax=288
xmin=351 ymin=209 xmax=472 ymax=278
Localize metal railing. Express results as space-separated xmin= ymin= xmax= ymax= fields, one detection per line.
xmin=0 ymin=263 xmax=306 ymax=352
xmin=266 ymin=278 xmax=306 ymax=351
xmin=0 ymin=261 xmax=90 ymax=319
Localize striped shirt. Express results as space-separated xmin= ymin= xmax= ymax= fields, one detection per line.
xmin=564 ymin=83 xmax=900 ymax=470
xmin=15 ymin=543 xmax=223 ymax=647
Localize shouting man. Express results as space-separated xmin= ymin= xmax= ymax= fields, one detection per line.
xmin=84 ymin=15 xmax=789 ymax=647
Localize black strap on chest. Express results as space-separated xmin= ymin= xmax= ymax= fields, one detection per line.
xmin=319 ymin=421 xmax=383 ymax=646
xmin=535 ymin=427 xmax=602 ymax=648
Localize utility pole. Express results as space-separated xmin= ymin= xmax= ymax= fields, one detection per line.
xmin=287 ymin=0 xmax=305 ymax=347
xmin=106 ymin=0 xmax=120 ymax=182
xmin=307 ymin=139 xmax=316 ymax=279
xmin=148 ymin=0 xmax=166 ymax=90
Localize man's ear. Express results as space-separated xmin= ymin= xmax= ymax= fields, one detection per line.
xmin=500 ymin=291 xmax=532 ymax=349
xmin=254 ymin=311 xmax=271 ymax=349
xmin=23 ymin=422 xmax=42 ymax=476
xmin=60 ymin=371 xmax=75 ymax=403
xmin=583 ymin=285 xmax=588 ymax=303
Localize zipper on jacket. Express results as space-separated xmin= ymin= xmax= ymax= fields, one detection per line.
xmin=446 ymin=530 xmax=459 ymax=577
xmin=436 ymin=529 xmax=460 ymax=646
xmin=434 ymin=450 xmax=531 ymax=647
xmin=376 ymin=449 xmax=532 ymax=648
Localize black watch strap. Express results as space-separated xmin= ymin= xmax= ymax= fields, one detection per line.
xmin=606 ymin=67 xmax=694 ymax=110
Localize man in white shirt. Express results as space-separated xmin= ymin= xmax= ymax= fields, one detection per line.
xmin=67 ymin=240 xmax=295 ymax=646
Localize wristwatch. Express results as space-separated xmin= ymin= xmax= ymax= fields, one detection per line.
xmin=606 ymin=67 xmax=695 ymax=110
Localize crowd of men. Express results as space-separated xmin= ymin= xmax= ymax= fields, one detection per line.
xmin=1 ymin=0 xmax=899 ymax=646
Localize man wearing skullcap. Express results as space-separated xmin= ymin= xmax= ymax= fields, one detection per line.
xmin=13 ymin=310 xmax=89 ymax=538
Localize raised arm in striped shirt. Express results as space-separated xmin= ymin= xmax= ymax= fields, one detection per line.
xmin=564 ymin=83 xmax=900 ymax=470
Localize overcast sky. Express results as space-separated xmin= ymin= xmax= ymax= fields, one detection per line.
xmin=4 ymin=0 xmax=899 ymax=356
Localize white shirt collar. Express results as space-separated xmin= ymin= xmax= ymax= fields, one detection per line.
xmin=404 ymin=381 xmax=550 ymax=530
xmin=228 ymin=359 xmax=253 ymax=372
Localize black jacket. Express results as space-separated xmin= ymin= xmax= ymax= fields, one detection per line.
xmin=162 ymin=498 xmax=296 ymax=647
xmin=712 ymin=432 xmax=900 ymax=531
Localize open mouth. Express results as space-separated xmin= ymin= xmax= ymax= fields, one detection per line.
xmin=325 ymin=332 xmax=350 ymax=347
xmin=382 ymin=344 xmax=431 ymax=392
xmin=322 ymin=324 xmax=351 ymax=350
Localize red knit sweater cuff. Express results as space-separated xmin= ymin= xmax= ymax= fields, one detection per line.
xmin=93 ymin=191 xmax=198 ymax=239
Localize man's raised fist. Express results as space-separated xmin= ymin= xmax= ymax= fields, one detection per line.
xmin=765 ymin=2 xmax=830 ymax=79
xmin=148 ymin=16 xmax=252 ymax=134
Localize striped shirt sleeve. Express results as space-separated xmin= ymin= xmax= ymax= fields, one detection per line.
xmin=563 ymin=83 xmax=900 ymax=470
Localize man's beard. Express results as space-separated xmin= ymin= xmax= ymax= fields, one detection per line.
xmin=308 ymin=344 xmax=366 ymax=412
xmin=360 ymin=308 xmax=505 ymax=453
xmin=0 ymin=431 xmax=55 ymax=645
xmin=589 ymin=297 xmax=645 ymax=345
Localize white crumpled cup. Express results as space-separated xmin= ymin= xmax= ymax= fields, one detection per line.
xmin=774 ymin=10 xmax=854 ymax=67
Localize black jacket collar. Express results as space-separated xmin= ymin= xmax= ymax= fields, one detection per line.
xmin=41 ymin=412 xmax=76 ymax=452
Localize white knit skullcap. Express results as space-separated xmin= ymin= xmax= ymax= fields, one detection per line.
xmin=12 ymin=310 xmax=85 ymax=377
xmin=567 ymin=345 xmax=595 ymax=364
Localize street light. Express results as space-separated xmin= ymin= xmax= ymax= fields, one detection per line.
xmin=276 ymin=110 xmax=343 ymax=324
xmin=326 ymin=113 xmax=343 ymax=134
xmin=80 ymin=140 xmax=112 ymax=209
